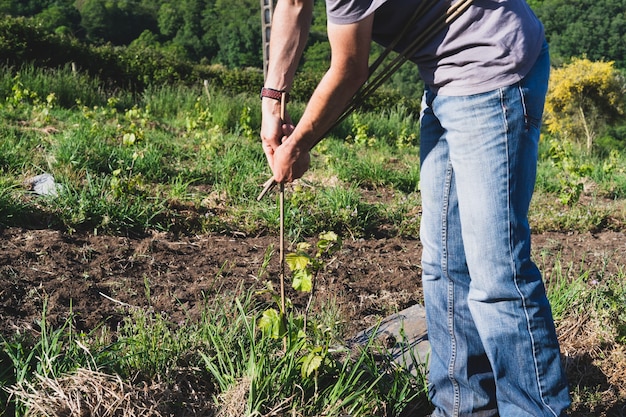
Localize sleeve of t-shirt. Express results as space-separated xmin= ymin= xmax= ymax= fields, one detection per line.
xmin=326 ymin=0 xmax=381 ymax=24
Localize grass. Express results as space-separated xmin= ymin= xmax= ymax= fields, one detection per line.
xmin=544 ymin=263 xmax=626 ymax=417
xmin=0 ymin=65 xmax=111 ymax=109
xmin=0 ymin=64 xmax=625 ymax=416
xmin=2 ymin=250 xmax=623 ymax=416
xmin=1 ymin=287 xmax=429 ymax=416
xmin=1 ymin=64 xmax=625 ymax=237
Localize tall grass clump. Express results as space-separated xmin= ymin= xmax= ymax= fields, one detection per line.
xmin=0 ymin=126 xmax=39 ymax=173
xmin=0 ymin=180 xmax=30 ymax=228
xmin=140 ymin=83 xmax=205 ymax=121
xmin=588 ymin=149 xmax=626 ymax=198
xmin=317 ymin=110 xmax=420 ymax=194
xmin=281 ymin=183 xmax=389 ymax=240
xmin=529 ymin=193 xmax=617 ymax=233
xmin=141 ymin=80 xmax=269 ymax=135
xmin=531 ymin=136 xmax=626 ymax=232
xmin=537 ymin=136 xmax=626 ymax=202
xmin=1 ymin=302 xmax=92 ymax=415
xmin=41 ymin=173 xmax=170 ymax=235
xmin=201 ymin=134 xmax=268 ymax=199
xmin=385 ymin=192 xmax=423 ymax=238
xmin=321 ymin=137 xmax=420 ymax=194
xmin=199 ymin=289 xmax=428 ymax=416
xmin=1 ymin=286 xmax=429 ymax=416
xmin=50 ymin=126 xmax=119 ymax=175
xmin=350 ymin=105 xmax=421 ymax=148
xmin=543 ymin=257 xmax=590 ymax=322
xmin=544 ymin=256 xmax=626 ymax=414
xmin=0 ymin=65 xmax=109 ymax=109
xmin=543 ymin=249 xmax=626 ymax=332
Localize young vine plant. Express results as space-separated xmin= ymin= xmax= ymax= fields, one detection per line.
xmin=258 ymin=231 xmax=342 ymax=378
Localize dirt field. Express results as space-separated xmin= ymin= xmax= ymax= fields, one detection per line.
xmin=1 ymin=227 xmax=625 ymax=415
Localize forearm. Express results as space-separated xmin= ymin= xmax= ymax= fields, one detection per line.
xmin=290 ymin=65 xmax=366 ymax=152
xmin=262 ymin=8 xmax=373 ymax=183
xmin=268 ymin=65 xmax=366 ymax=183
xmin=261 ymin=0 xmax=313 ymax=156
xmin=287 ymin=18 xmax=373 ymax=152
xmin=264 ymin=0 xmax=313 ymax=91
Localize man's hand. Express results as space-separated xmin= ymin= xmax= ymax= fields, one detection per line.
xmin=270 ymin=134 xmax=310 ymax=183
xmin=260 ymin=97 xmax=297 ymax=181
xmin=260 ymin=102 xmax=309 ymax=183
xmin=259 ymin=0 xmax=372 ymax=185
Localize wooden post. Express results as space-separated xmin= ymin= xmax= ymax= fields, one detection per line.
xmin=260 ymin=0 xmax=273 ymax=79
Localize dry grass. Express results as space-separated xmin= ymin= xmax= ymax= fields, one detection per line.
xmin=215 ymin=377 xmax=250 ymax=417
xmin=7 ymin=368 xmax=216 ymax=417
xmin=8 ymin=370 xmax=299 ymax=417
xmin=215 ymin=377 xmax=298 ymax=417
xmin=558 ymin=314 xmax=626 ymax=417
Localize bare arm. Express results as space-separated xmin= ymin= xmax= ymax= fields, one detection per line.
xmin=260 ymin=0 xmax=314 ymax=165
xmin=264 ymin=13 xmax=374 ymax=183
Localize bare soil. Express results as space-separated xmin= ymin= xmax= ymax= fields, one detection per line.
xmin=1 ymin=226 xmax=625 ymax=416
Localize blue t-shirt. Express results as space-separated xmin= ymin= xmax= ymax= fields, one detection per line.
xmin=326 ymin=0 xmax=545 ymax=95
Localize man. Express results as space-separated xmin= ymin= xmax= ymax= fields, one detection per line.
xmin=260 ymin=1 xmax=571 ymax=416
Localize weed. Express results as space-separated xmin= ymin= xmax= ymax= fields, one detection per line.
xmin=546 ymin=137 xmax=594 ymax=205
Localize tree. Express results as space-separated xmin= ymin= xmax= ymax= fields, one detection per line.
xmin=156 ymin=2 xmax=182 ymax=38
xmin=544 ymin=57 xmax=625 ymax=151
xmin=157 ymin=0 xmax=217 ymax=62
xmin=34 ymin=3 xmax=81 ymax=35
xmin=536 ymin=0 xmax=626 ymax=68
xmin=526 ymin=0 xmax=544 ymax=10
xmin=77 ymin=0 xmax=158 ymax=45
xmin=300 ymin=1 xmax=331 ymax=75
xmin=211 ymin=0 xmax=262 ymax=68
xmin=0 ymin=0 xmax=55 ymax=16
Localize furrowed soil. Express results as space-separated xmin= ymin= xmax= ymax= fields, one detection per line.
xmin=1 ymin=226 xmax=625 ymax=416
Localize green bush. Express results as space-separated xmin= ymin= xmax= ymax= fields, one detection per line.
xmin=0 ymin=15 xmax=420 ymax=116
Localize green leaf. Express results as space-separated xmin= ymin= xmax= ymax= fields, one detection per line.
xmin=296 ymin=241 xmax=312 ymax=252
xmin=292 ymin=269 xmax=313 ymax=292
xmin=318 ymin=231 xmax=338 ymax=243
xmin=286 ymin=252 xmax=310 ymax=271
xmin=123 ymin=132 xmax=136 ymax=146
xmin=317 ymin=231 xmax=340 ymax=254
xmin=301 ymin=347 xmax=324 ymax=378
xmin=257 ymin=308 xmax=285 ymax=339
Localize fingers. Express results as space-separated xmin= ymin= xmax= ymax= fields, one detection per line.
xmin=261 ymin=107 xmax=304 ymax=183
xmin=261 ymin=139 xmax=276 ymax=171
xmin=262 ymin=123 xmax=296 ymax=171
xmin=282 ymin=122 xmax=295 ymax=136
xmin=271 ymin=138 xmax=310 ymax=183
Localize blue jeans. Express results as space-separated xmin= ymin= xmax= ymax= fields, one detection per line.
xmin=419 ymin=42 xmax=570 ymax=417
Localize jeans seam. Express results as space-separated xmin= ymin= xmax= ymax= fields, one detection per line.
xmin=517 ymin=82 xmax=530 ymax=131
xmin=442 ymin=160 xmax=461 ymax=416
xmin=506 ymin=86 xmax=560 ymax=417
xmin=518 ymin=72 xmax=545 ymax=132
xmin=501 ymin=85 xmax=560 ymax=417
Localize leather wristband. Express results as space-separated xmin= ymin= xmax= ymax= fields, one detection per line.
xmin=260 ymin=87 xmax=288 ymax=102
